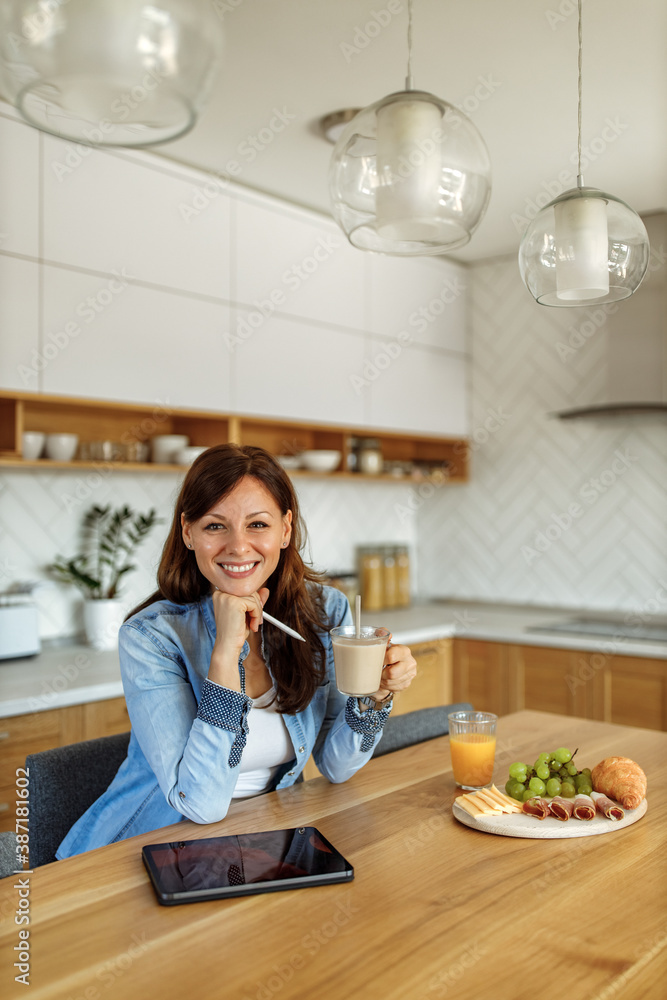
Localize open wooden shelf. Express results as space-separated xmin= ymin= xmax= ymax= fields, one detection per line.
xmin=0 ymin=390 xmax=469 ymax=482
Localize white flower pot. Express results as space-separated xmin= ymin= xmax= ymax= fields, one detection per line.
xmin=83 ymin=599 xmax=124 ymax=651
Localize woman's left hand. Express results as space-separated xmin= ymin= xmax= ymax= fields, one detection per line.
xmin=372 ymin=637 xmax=417 ymax=701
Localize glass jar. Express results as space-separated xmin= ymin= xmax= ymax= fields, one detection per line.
xmin=357 ymin=546 xmax=384 ymax=611
xmin=396 ymin=546 xmax=411 ymax=607
xmin=346 ymin=436 xmax=360 ymax=472
xmin=382 ymin=547 xmax=398 ymax=609
xmin=358 ymin=438 xmax=383 ymax=475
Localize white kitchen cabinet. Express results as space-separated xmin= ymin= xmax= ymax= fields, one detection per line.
xmin=369 ymin=253 xmax=468 ymax=353
xmin=0 ymin=257 xmax=40 ymax=392
xmin=0 ymin=113 xmax=39 ymax=259
xmin=367 ymin=339 xmax=469 ymax=437
xmin=231 ymin=310 xmax=367 ymax=426
xmin=42 ymin=138 xmax=231 ymax=300
xmin=233 ymin=194 xmax=367 ymax=332
xmin=40 ymin=265 xmax=232 ymax=410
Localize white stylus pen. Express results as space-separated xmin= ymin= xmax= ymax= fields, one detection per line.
xmin=261 ymin=610 xmax=306 ymax=642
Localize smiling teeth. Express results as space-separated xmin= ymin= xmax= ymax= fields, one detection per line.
xmin=221 ymin=563 xmax=256 ymax=573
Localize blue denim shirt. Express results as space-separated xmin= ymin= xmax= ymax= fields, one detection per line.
xmin=56 ymin=586 xmax=391 ymax=859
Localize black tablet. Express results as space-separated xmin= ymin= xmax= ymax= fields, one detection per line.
xmin=142 ymin=826 xmax=354 ymax=905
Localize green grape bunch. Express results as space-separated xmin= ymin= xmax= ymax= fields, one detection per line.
xmin=505 ymin=747 xmax=593 ymax=802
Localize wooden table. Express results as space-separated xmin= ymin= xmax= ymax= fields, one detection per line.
xmin=1 ymin=711 xmax=666 ymax=1000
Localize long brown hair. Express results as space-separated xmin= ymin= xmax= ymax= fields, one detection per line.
xmin=127 ymin=444 xmax=329 ymax=713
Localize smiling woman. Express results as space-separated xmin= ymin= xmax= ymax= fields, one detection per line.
xmin=55 ymin=443 xmax=417 ymax=859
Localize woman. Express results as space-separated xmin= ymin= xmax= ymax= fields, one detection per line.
xmin=57 ymin=444 xmax=417 ymax=858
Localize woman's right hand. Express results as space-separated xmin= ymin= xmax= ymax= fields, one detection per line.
xmin=208 ymin=587 xmax=269 ymax=690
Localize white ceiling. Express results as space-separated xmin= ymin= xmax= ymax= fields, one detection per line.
xmin=156 ymin=0 xmax=667 ymax=263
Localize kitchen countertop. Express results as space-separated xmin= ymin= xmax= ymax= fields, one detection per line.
xmin=1 ymin=599 xmax=666 ymax=718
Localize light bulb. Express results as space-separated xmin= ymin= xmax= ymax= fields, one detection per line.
xmin=376 ymin=97 xmax=442 ymax=241
xmin=554 ymin=196 xmax=609 ymax=300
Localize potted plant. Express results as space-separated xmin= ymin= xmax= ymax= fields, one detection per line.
xmin=50 ymin=505 xmax=162 ymax=650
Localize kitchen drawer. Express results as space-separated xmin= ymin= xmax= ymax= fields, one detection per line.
xmin=392 ymin=639 xmax=453 ymax=717
xmin=0 ymin=697 xmax=130 ymax=833
xmin=82 ymin=697 xmax=131 ymax=739
xmin=0 ymin=705 xmax=85 ymax=832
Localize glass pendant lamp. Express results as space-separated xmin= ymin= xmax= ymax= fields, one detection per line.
xmin=0 ymin=0 xmax=223 ymax=147
xmin=518 ymin=0 xmax=649 ymax=306
xmin=328 ymin=0 xmax=491 ymax=256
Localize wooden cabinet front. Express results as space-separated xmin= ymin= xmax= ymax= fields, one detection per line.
xmin=451 ymin=638 xmax=667 ymax=732
xmin=0 ymin=697 xmax=130 ymax=833
xmin=392 ymin=639 xmax=452 ymax=717
xmin=452 ymin=639 xmax=514 ymax=717
xmin=608 ymin=656 xmax=667 ymax=731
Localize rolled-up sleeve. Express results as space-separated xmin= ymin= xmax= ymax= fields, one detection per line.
xmin=119 ymin=622 xmax=251 ymax=824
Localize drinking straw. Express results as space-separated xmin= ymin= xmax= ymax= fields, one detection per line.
xmin=355 ymin=594 xmax=361 ymax=638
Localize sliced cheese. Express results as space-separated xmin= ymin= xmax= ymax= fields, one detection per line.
xmin=454 ymin=783 xmax=523 ymax=819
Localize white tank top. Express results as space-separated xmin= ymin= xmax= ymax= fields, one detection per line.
xmin=232 ymin=686 xmax=294 ymax=799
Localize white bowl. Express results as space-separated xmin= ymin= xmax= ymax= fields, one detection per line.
xmin=300 ymin=449 xmax=341 ymax=472
xmin=22 ymin=431 xmax=45 ymax=460
xmin=44 ymin=433 xmax=79 ymax=462
xmin=175 ymin=446 xmax=208 ymax=466
xmin=276 ymin=454 xmax=302 ymax=470
xmin=151 ymin=435 xmax=189 ymax=464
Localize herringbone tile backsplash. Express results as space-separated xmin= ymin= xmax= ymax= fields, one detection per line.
xmin=417 ymin=255 xmax=667 ymax=614
xmin=0 ymin=469 xmax=418 ymax=639
xmin=2 ymin=253 xmax=665 ymax=638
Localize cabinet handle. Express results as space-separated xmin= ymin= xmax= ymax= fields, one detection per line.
xmin=414 ymin=647 xmax=437 ymax=657
xmin=0 ymin=802 xmax=9 ymax=812
xmin=0 ymin=732 xmax=9 ymax=740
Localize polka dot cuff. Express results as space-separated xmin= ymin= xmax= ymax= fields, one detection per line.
xmin=345 ymin=698 xmax=391 ymax=754
xmin=197 ymin=679 xmax=252 ymax=768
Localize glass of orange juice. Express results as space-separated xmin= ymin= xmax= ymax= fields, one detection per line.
xmin=448 ymin=711 xmax=497 ymax=790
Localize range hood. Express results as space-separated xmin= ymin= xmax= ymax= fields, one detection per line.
xmin=556 ymin=211 xmax=667 ymax=419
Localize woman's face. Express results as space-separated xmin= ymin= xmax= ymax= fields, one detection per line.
xmin=181 ymin=476 xmax=292 ymax=596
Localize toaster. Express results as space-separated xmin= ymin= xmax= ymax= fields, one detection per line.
xmin=0 ymin=605 xmax=41 ymax=660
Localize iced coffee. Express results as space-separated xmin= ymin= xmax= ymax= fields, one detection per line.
xmin=330 ymin=625 xmax=390 ymax=697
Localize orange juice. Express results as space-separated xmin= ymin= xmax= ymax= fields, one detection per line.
xmin=450 ymin=733 xmax=496 ymax=788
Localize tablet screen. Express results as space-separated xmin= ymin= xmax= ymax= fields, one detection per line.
xmin=142 ymin=827 xmax=354 ymax=904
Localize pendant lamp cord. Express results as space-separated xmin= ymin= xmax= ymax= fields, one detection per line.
xmin=405 ymin=0 xmax=414 ymax=90
xmin=576 ymin=0 xmax=583 ymax=187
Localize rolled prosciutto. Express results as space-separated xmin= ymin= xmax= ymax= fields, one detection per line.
xmin=549 ymin=796 xmax=575 ymax=822
xmin=522 ymin=797 xmax=550 ymax=820
xmin=573 ymin=793 xmax=596 ymax=820
xmin=591 ymin=790 xmax=625 ymax=821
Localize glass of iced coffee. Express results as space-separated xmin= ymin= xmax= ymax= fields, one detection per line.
xmin=330 ymin=625 xmax=390 ymax=696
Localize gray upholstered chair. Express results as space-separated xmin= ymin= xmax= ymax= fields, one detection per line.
xmin=25 ymin=730 xmax=131 ymax=868
xmin=0 ymin=831 xmax=18 ymax=878
xmin=372 ymin=702 xmax=474 ymax=757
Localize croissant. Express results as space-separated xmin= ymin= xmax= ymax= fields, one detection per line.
xmin=591 ymin=756 xmax=647 ymax=810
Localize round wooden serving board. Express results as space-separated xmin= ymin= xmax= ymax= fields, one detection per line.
xmin=452 ymin=798 xmax=647 ymax=839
